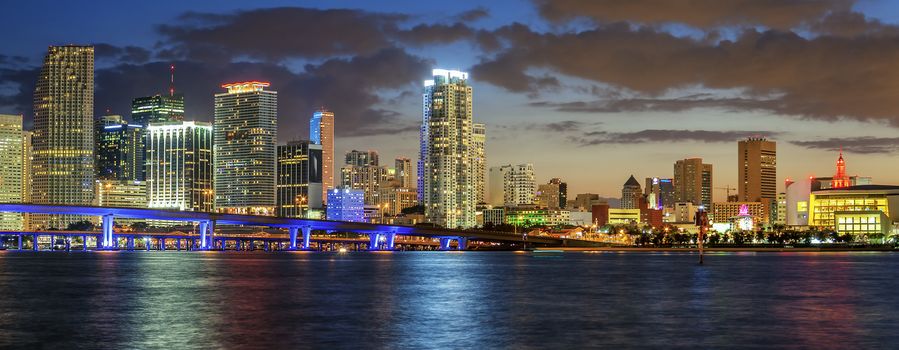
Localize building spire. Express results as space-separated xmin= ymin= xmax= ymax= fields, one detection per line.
xmin=169 ymin=64 xmax=175 ymax=96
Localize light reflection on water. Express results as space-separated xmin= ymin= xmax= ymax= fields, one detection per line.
xmin=0 ymin=251 xmax=897 ymax=348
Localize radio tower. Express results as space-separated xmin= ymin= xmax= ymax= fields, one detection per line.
xmin=169 ymin=64 xmax=175 ymax=96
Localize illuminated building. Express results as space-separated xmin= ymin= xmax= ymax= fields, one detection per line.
xmin=808 ymin=185 xmax=899 ymax=238
xmin=621 ymin=175 xmax=642 ymax=209
xmin=536 ymin=179 xmax=562 ymax=209
xmin=326 ymin=188 xmax=364 ymax=222
xmin=22 ymin=130 xmax=32 ymax=229
xmin=0 ymin=115 xmax=24 ymax=230
xmin=644 ymin=177 xmax=675 ymax=209
xmin=482 ymin=207 xmax=505 ymax=226
xmin=310 ymin=108 xmax=335 ymax=204
xmin=214 ymin=81 xmax=277 ymax=215
xmin=505 ymin=208 xmax=571 ymax=227
xmin=96 ymin=115 xmax=144 ymax=181
xmin=674 ymin=158 xmax=713 ymax=209
xmin=340 ymin=164 xmax=388 ymax=205
xmin=394 ymin=157 xmax=415 ymax=189
xmin=738 ymin=137 xmax=777 ymax=222
xmin=831 ymin=150 xmax=850 ymax=188
xmin=31 ymin=45 xmax=95 ymax=229
xmin=145 ymin=121 xmax=213 ymax=212
xmin=673 ymin=202 xmax=697 ymax=223
xmin=785 ymin=177 xmax=812 ymax=226
xmin=277 ymin=141 xmax=323 ymax=218
xmin=592 ymin=204 xmax=641 ymax=226
xmin=488 ymin=163 xmax=536 ymax=207
xmin=345 ymin=150 xmax=379 ymax=167
xmin=573 ymin=193 xmax=601 ymax=211
xmin=419 ymin=69 xmax=480 ymax=228
xmin=711 ymin=201 xmax=767 ymax=229
xmin=776 ymin=192 xmax=786 ymax=225
xmin=472 ymin=122 xmax=487 ymax=204
xmin=131 ymin=94 xmax=184 ymax=126
xmin=377 ymin=186 xmax=417 ymax=216
xmin=94 ymin=180 xmax=147 ymax=208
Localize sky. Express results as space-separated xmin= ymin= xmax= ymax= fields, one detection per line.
xmin=3 ymin=0 xmax=899 ymax=201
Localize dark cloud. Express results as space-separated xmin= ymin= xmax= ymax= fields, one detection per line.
xmin=790 ymin=137 xmax=899 ymax=154
xmin=0 ymin=55 xmax=29 ymax=67
xmin=534 ymin=0 xmax=855 ymax=29
xmin=456 ymin=7 xmax=490 ymax=22
xmin=0 ymin=66 xmax=39 ymax=120
xmin=395 ymin=23 xmax=477 ymax=46
xmin=95 ymin=43 xmax=152 ymax=63
xmin=472 ymin=21 xmax=899 ymax=126
xmin=576 ymin=129 xmax=780 ymax=146
xmin=529 ymin=95 xmax=779 ymax=113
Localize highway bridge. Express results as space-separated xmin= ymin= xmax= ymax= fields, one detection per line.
xmin=0 ymin=204 xmax=606 ymax=251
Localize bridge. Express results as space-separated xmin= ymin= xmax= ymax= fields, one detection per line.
xmin=0 ymin=204 xmax=605 ymax=251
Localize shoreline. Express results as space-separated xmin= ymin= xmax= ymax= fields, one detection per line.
xmin=541 ymin=246 xmax=898 ymax=252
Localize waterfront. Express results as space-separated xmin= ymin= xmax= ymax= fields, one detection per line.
xmin=0 ymin=251 xmax=897 ymax=349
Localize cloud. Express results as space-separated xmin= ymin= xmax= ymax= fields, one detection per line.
xmin=456 ymin=7 xmax=490 ymax=22
xmin=529 ymin=95 xmax=779 ymax=113
xmin=576 ymin=129 xmax=780 ymax=146
xmin=94 ymin=43 xmax=151 ymax=63
xmin=790 ymin=137 xmax=899 ymax=154
xmin=534 ymin=0 xmax=855 ymax=29
xmin=472 ymin=21 xmax=899 ymax=126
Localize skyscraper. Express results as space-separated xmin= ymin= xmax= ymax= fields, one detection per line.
xmin=644 ymin=177 xmax=675 ymax=209
xmin=326 ymin=188 xmax=364 ymax=222
xmin=214 ymin=81 xmax=277 ymax=215
xmin=32 ymin=45 xmax=95 ymax=229
xmin=419 ymin=69 xmax=479 ymax=228
xmin=277 ymin=141 xmax=323 ymax=218
xmin=0 ymin=115 xmax=24 ymax=230
xmin=674 ymin=158 xmax=713 ymax=209
xmin=472 ymin=122 xmax=487 ymax=204
xmin=394 ymin=157 xmax=414 ymax=189
xmin=621 ymin=175 xmax=642 ymax=209
xmin=96 ymin=115 xmax=144 ymax=181
xmin=310 ymin=108 xmax=334 ymax=204
xmin=738 ymin=137 xmax=777 ymax=221
xmin=145 ymin=121 xmax=213 ymax=211
xmin=345 ymin=150 xmax=378 ymax=167
xmin=131 ymin=94 xmax=185 ymax=126
xmin=488 ymin=164 xmax=536 ymax=207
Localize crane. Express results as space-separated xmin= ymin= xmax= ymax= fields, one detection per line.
xmin=716 ymin=185 xmax=736 ymax=199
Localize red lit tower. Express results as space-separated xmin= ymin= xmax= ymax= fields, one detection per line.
xmin=831 ymin=149 xmax=850 ymax=188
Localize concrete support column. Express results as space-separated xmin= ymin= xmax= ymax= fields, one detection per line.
xmin=439 ymin=238 xmax=452 ymax=250
xmin=145 ymin=238 xmax=151 ymax=251
xmin=302 ymin=226 xmax=312 ymax=250
xmin=288 ymin=227 xmax=299 ymax=250
xmin=81 ymin=235 xmax=87 ymax=251
xmin=128 ymin=237 xmax=134 ymax=251
xmin=101 ymin=214 xmax=115 ymax=249
xmin=385 ymin=232 xmax=396 ymax=251
xmin=457 ymin=237 xmax=468 ymax=250
xmin=32 ymin=234 xmax=38 ymax=251
xmin=18 ymin=234 xmax=22 ymax=250
xmin=369 ymin=233 xmax=382 ymax=250
xmin=64 ymin=237 xmax=70 ymax=251
xmin=176 ymin=239 xmax=181 ymax=251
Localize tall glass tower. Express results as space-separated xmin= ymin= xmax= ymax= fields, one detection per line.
xmin=0 ymin=115 xmax=23 ymax=230
xmin=419 ymin=69 xmax=479 ymax=228
xmin=214 ymin=81 xmax=277 ymax=215
xmin=32 ymin=45 xmax=94 ymax=229
xmin=310 ymin=108 xmax=334 ymax=205
xmin=131 ymin=94 xmax=185 ymax=126
xmin=146 ymin=121 xmax=213 ymax=212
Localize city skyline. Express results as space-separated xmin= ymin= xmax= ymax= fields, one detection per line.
xmin=3 ymin=1 xmax=899 ymax=200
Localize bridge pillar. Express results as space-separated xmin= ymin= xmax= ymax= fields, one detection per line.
xmin=145 ymin=238 xmax=151 ymax=251
xmin=127 ymin=237 xmax=134 ymax=251
xmin=160 ymin=238 xmax=166 ymax=251
xmin=198 ymin=220 xmax=215 ymax=250
xmin=384 ymin=232 xmax=396 ymax=251
xmin=439 ymin=238 xmax=452 ymax=250
xmin=99 ymin=214 xmax=115 ymax=249
xmin=457 ymin=237 xmax=468 ymax=250
xmin=288 ymin=227 xmax=299 ymax=250
xmin=64 ymin=237 xmax=70 ymax=251
xmin=32 ymin=234 xmax=38 ymax=251
xmin=176 ymin=238 xmax=181 ymax=251
xmin=369 ymin=233 xmax=382 ymax=250
xmin=302 ymin=226 xmax=312 ymax=250
xmin=17 ymin=234 xmax=22 ymax=250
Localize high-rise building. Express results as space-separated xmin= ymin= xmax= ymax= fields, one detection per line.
xmin=378 ymin=186 xmax=417 ymax=217
xmin=131 ymin=94 xmax=185 ymax=126
xmin=738 ymin=137 xmax=776 ymax=222
xmin=22 ymin=130 xmax=32 ymax=229
xmin=145 ymin=121 xmax=213 ymax=212
xmin=472 ymin=122 xmax=487 ymax=204
xmin=277 ymin=140 xmax=323 ymax=218
xmin=94 ymin=180 xmax=147 ymax=208
xmin=644 ymin=177 xmax=675 ymax=209
xmin=0 ymin=115 xmax=24 ymax=230
xmin=96 ymin=115 xmax=144 ymax=181
xmin=395 ymin=157 xmax=414 ymax=189
xmin=553 ymin=178 xmax=568 ymax=209
xmin=340 ymin=164 xmax=389 ymax=205
xmin=310 ymin=108 xmax=335 ymax=204
xmin=489 ymin=164 xmax=536 ymax=207
xmin=674 ymin=158 xmax=713 ymax=209
xmin=32 ymin=45 xmax=95 ymax=229
xmin=214 ymin=81 xmax=277 ymax=215
xmin=536 ymin=178 xmax=566 ymax=209
xmin=326 ymin=188 xmax=364 ymax=222
xmin=345 ymin=150 xmax=378 ymax=167
xmin=419 ymin=69 xmax=481 ymax=228
xmin=621 ymin=175 xmax=642 ymax=209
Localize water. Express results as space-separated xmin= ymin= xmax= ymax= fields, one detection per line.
xmin=0 ymin=251 xmax=897 ymax=349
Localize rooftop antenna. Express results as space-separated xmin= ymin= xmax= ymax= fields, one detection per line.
xmin=169 ymin=64 xmax=175 ymax=96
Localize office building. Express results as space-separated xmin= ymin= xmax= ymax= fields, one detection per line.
xmin=776 ymin=192 xmax=786 ymax=225
xmin=674 ymin=158 xmax=713 ymax=209
xmin=472 ymin=122 xmax=487 ymax=204
xmin=621 ymin=175 xmax=642 ymax=209
xmin=0 ymin=115 xmax=23 ymax=230
xmin=738 ymin=137 xmax=777 ymax=223
xmin=711 ymin=201 xmax=768 ymax=227
xmin=395 ymin=157 xmax=414 ymax=189
xmin=378 ymin=186 xmax=417 ymax=217
xmin=32 ymin=45 xmax=95 ymax=229
xmin=506 ymin=207 xmax=571 ymax=227
xmin=340 ymin=164 xmax=389 ymax=205
xmin=310 ymin=108 xmax=334 ymax=204
xmin=536 ymin=178 xmax=566 ymax=209
xmin=94 ymin=180 xmax=147 ymax=208
xmin=277 ymin=141 xmax=323 ymax=218
xmin=489 ymin=163 xmax=536 ymax=207
xmin=96 ymin=115 xmax=144 ymax=181
xmin=326 ymin=188 xmax=364 ymax=222
xmin=645 ymin=177 xmax=675 ymax=210
xmin=145 ymin=121 xmax=213 ymax=212
xmin=345 ymin=150 xmax=378 ymax=167
xmin=131 ymin=94 xmax=185 ymax=126
xmin=214 ymin=81 xmax=277 ymax=215
xmin=808 ymin=185 xmax=899 ymax=239
xmin=418 ymin=69 xmax=480 ymax=228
